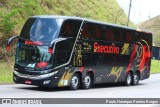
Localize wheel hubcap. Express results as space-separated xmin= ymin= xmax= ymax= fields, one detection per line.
xmin=84 ymin=76 xmax=91 ymax=87
xmin=71 ymin=76 xmax=78 ymax=88
xmin=127 ymin=74 xmax=131 ymax=85
xmin=134 ymin=75 xmax=138 ymax=84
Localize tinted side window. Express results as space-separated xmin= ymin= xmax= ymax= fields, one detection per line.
xmin=123 ymin=30 xmax=135 ymax=44
xmin=60 ymin=20 xmax=82 ymax=38
xmin=114 ymin=29 xmax=125 ymax=43
xmin=125 ymin=32 xmax=132 ymax=43
xmin=105 ymin=27 xmax=125 ymax=43
xmin=105 ymin=27 xmax=115 ymax=42
xmin=54 ymin=39 xmax=74 ymax=67
xmin=80 ymin=22 xmax=104 ymax=40
xmin=94 ymin=25 xmax=102 ymax=40
xmin=80 ymin=22 xmax=93 ymax=39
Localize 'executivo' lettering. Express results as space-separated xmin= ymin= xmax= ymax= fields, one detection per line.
xmin=94 ymin=42 xmax=120 ymax=54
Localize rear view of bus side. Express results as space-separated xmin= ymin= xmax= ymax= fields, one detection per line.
xmin=7 ymin=16 xmax=152 ymax=90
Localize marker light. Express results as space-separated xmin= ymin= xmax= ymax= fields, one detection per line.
xmin=6 ymin=45 xmax=11 ymax=51
xmin=48 ymin=48 xmax=53 ymax=54
xmin=25 ymin=40 xmax=43 ymax=45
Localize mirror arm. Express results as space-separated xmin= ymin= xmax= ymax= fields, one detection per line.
xmin=6 ymin=36 xmax=19 ymax=51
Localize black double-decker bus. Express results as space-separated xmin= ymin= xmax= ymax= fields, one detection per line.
xmin=7 ymin=16 xmax=152 ymax=90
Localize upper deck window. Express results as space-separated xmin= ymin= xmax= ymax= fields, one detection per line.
xmin=20 ymin=18 xmax=61 ymax=42
xmin=59 ymin=19 xmax=82 ymax=38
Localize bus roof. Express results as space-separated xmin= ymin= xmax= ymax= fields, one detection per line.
xmin=31 ymin=15 xmax=152 ymax=34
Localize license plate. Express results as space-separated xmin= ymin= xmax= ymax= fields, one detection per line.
xmin=25 ymin=80 xmax=32 ymax=84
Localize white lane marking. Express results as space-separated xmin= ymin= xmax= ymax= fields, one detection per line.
xmin=130 ymin=105 xmax=157 ymax=107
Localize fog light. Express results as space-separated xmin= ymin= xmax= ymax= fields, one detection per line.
xmin=14 ymin=77 xmax=17 ymax=81
xmin=43 ymin=80 xmax=51 ymax=85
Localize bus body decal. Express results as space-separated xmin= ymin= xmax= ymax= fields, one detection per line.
xmin=58 ymin=69 xmax=75 ymax=87
xmin=126 ymin=44 xmax=138 ymax=73
xmin=94 ymin=42 xmax=119 ymax=54
xmin=109 ymin=67 xmax=123 ymax=82
xmin=136 ymin=40 xmax=151 ymax=73
xmin=73 ymin=44 xmax=82 ymax=66
xmin=121 ymin=43 xmax=129 ymax=55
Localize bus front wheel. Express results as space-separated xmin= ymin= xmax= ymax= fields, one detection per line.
xmin=70 ymin=73 xmax=80 ymax=90
xmin=82 ymin=73 xmax=92 ymax=89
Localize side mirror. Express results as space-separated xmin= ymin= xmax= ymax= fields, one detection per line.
xmin=6 ymin=36 xmax=19 ymax=51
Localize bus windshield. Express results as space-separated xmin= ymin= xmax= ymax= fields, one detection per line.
xmin=20 ymin=18 xmax=62 ymax=42
xmin=16 ymin=43 xmax=53 ymax=70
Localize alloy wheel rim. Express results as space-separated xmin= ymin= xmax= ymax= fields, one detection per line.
xmin=134 ymin=75 xmax=138 ymax=84
xmin=127 ymin=74 xmax=131 ymax=85
xmin=84 ymin=76 xmax=91 ymax=87
xmin=71 ymin=76 xmax=79 ymax=88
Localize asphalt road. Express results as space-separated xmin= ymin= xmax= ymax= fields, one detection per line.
xmin=0 ymin=73 xmax=160 ymax=107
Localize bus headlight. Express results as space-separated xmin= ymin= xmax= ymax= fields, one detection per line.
xmin=40 ymin=72 xmax=54 ymax=78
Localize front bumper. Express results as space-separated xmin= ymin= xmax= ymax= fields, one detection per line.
xmin=13 ymin=70 xmax=58 ymax=87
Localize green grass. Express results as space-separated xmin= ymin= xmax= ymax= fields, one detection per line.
xmin=0 ymin=61 xmax=13 ymax=84
xmin=151 ymin=59 xmax=160 ymax=74
xmin=0 ymin=0 xmax=132 ymax=46
xmin=0 ymin=60 xmax=159 ymax=84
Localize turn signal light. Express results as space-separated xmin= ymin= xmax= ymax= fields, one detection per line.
xmin=6 ymin=45 xmax=11 ymax=51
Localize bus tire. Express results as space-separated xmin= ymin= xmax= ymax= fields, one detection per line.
xmin=82 ymin=73 xmax=92 ymax=89
xmin=125 ymin=72 xmax=132 ymax=86
xmin=132 ymin=73 xmax=139 ymax=85
xmin=70 ymin=73 xmax=80 ymax=90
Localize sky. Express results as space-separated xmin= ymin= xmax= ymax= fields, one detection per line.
xmin=116 ymin=0 xmax=160 ymax=24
